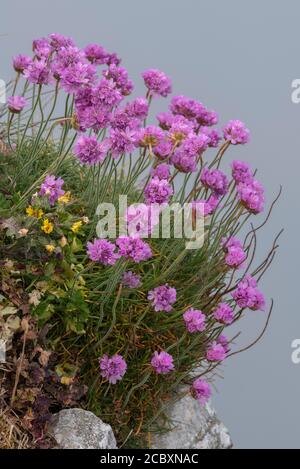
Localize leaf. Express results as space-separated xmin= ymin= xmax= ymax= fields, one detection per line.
xmin=28 ymin=290 xmax=42 ymax=307
xmin=0 ymin=305 xmax=18 ymax=316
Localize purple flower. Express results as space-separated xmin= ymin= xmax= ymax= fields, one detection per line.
xmin=180 ymin=134 xmax=210 ymax=156
xmin=192 ymin=379 xmax=211 ymax=405
xmin=231 ymin=160 xmax=253 ymax=184
xmin=139 ymin=125 xmax=165 ymax=148
xmin=74 ymin=135 xmax=107 ymax=165
xmin=122 ymin=271 xmax=141 ymax=289
xmin=223 ymin=120 xmax=250 ymax=145
xmin=192 ymin=194 xmax=221 ymax=217
xmin=7 ymin=96 xmax=27 ymax=113
xmin=201 ymin=127 xmax=221 ymax=148
xmin=197 ymin=108 xmax=218 ymax=127
xmin=92 ymin=78 xmax=122 ymax=107
xmin=126 ymin=204 xmax=160 ymax=238
xmin=103 ymin=64 xmax=133 ymax=96
xmin=116 ymin=236 xmax=152 ymax=263
xmin=99 ymin=354 xmax=127 ymax=384
xmin=60 ymin=62 xmax=97 ymax=93
xmin=151 ymin=163 xmax=171 ymax=180
xmin=232 ymin=275 xmax=265 ymax=311
xmin=32 ymin=37 xmax=52 ymax=59
xmin=87 ymin=239 xmax=120 ymax=265
xmin=200 ymin=168 xmax=229 ymax=196
xmin=13 ymin=54 xmax=32 ymax=73
xmin=24 ymin=60 xmax=52 ymax=85
xmin=171 ymin=149 xmax=197 ymax=173
xmin=183 ymin=308 xmax=206 ymax=333
xmin=153 ymin=140 xmax=173 ymax=160
xmin=170 ymin=95 xmax=204 ymax=121
xmin=84 ymin=43 xmax=109 ymax=64
xmin=222 ymin=236 xmax=246 ymax=269
xmin=237 ymin=179 xmax=265 ymax=214
xmin=142 ymin=69 xmax=172 ymax=98
xmin=218 ymin=334 xmax=230 ymax=353
xmin=52 ymin=46 xmax=86 ymax=79
xmin=109 ymin=127 xmax=139 ymax=157
xmin=151 ymin=351 xmax=174 ymax=374
xmin=144 ymin=177 xmax=173 ymax=204
xmin=148 ymin=284 xmax=177 ymax=312
xmin=125 ymin=97 xmax=149 ymax=120
xmin=213 ymin=303 xmax=234 ymax=325
xmin=49 ymin=33 xmax=75 ymax=51
xmin=206 ymin=342 xmax=227 ymax=362
xmin=39 ymin=175 xmax=65 ymax=205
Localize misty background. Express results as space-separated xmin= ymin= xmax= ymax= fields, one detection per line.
xmin=1 ymin=0 xmax=299 ymax=448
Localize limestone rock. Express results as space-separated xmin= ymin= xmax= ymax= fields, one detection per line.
xmin=48 ymin=408 xmax=117 ymax=449
xmin=152 ymin=395 xmax=232 ymax=449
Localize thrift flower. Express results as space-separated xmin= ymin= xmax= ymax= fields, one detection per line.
xmin=213 ymin=303 xmax=234 ymax=325
xmin=144 ymin=177 xmax=173 ymax=204
xmin=151 ymin=351 xmax=174 ymax=374
xmin=206 ymin=342 xmax=227 ymax=362
xmin=7 ymin=96 xmax=27 ymax=113
xmin=231 ymin=160 xmax=253 ymax=184
xmin=222 ymin=236 xmax=246 ymax=269
xmin=192 ymin=379 xmax=212 ymax=405
xmin=237 ymin=179 xmax=265 ymax=214
xmin=116 ymin=236 xmax=152 ymax=263
xmin=13 ymin=54 xmax=32 ymax=73
xmin=74 ymin=135 xmax=107 ymax=165
xmin=200 ymin=168 xmax=228 ymax=196
xmin=87 ymin=239 xmax=119 ymax=265
xmin=183 ymin=308 xmax=206 ymax=333
xmin=148 ymin=284 xmax=177 ymax=312
xmin=142 ymin=69 xmax=172 ymax=97
xmin=223 ymin=120 xmax=250 ymax=145
xmin=232 ymin=275 xmax=265 ymax=311
xmin=99 ymin=354 xmax=127 ymax=384
xmin=122 ymin=271 xmax=141 ymax=289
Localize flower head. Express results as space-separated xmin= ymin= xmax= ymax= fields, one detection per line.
xmin=206 ymin=342 xmax=227 ymax=362
xmin=213 ymin=303 xmax=234 ymax=325
xmin=183 ymin=308 xmax=206 ymax=333
xmin=200 ymin=168 xmax=229 ymax=196
xmin=122 ymin=271 xmax=141 ymax=289
xmin=151 ymin=351 xmax=174 ymax=374
xmin=151 ymin=163 xmax=171 ymax=180
xmin=71 ymin=221 xmax=83 ymax=233
xmin=87 ymin=239 xmax=119 ymax=265
xmin=41 ymin=218 xmax=54 ymax=234
xmin=8 ymin=96 xmax=27 ymax=113
xmin=99 ymin=354 xmax=127 ymax=384
xmin=142 ymin=68 xmax=172 ymax=97
xmin=144 ymin=177 xmax=173 ymax=204
xmin=237 ymin=179 xmax=265 ymax=214
xmin=116 ymin=236 xmax=152 ymax=263
xmin=223 ymin=120 xmax=250 ymax=145
xmin=222 ymin=236 xmax=246 ymax=269
xmin=39 ymin=175 xmax=65 ymax=205
xmin=232 ymin=275 xmax=265 ymax=311
xmin=24 ymin=59 xmax=52 ymax=85
xmin=192 ymin=379 xmax=212 ymax=405
xmin=148 ymin=284 xmax=177 ymax=312
xmin=13 ymin=54 xmax=32 ymax=73
xmin=231 ymin=160 xmax=253 ymax=184
xmin=74 ymin=135 xmax=107 ymax=165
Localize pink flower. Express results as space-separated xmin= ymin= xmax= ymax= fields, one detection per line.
xmin=206 ymin=342 xmax=227 ymax=362
xmin=151 ymin=351 xmax=174 ymax=374
xmin=183 ymin=308 xmax=206 ymax=333
xmin=87 ymin=239 xmax=119 ymax=265
xmin=223 ymin=120 xmax=250 ymax=145
xmin=192 ymin=379 xmax=212 ymax=405
xmin=213 ymin=303 xmax=234 ymax=325
xmin=99 ymin=354 xmax=127 ymax=384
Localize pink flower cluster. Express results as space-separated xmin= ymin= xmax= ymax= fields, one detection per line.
xmin=87 ymin=236 xmax=152 ymax=265
xmin=232 ymin=275 xmax=265 ymax=311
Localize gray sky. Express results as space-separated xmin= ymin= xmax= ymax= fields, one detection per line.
xmin=2 ymin=0 xmax=300 ymax=449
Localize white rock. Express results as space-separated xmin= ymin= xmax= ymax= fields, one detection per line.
xmin=48 ymin=408 xmax=117 ymax=449
xmin=151 ymin=395 xmax=232 ymax=449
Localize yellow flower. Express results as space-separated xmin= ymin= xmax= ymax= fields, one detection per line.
xmin=45 ymin=244 xmax=55 ymax=254
xmin=37 ymin=209 xmax=44 ymax=219
xmin=58 ymin=192 xmax=71 ymax=205
xmin=26 ymin=206 xmax=44 ymax=219
xmin=41 ymin=218 xmax=54 ymax=234
xmin=71 ymin=220 xmax=82 ymax=233
xmin=26 ymin=206 xmax=35 ymax=217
